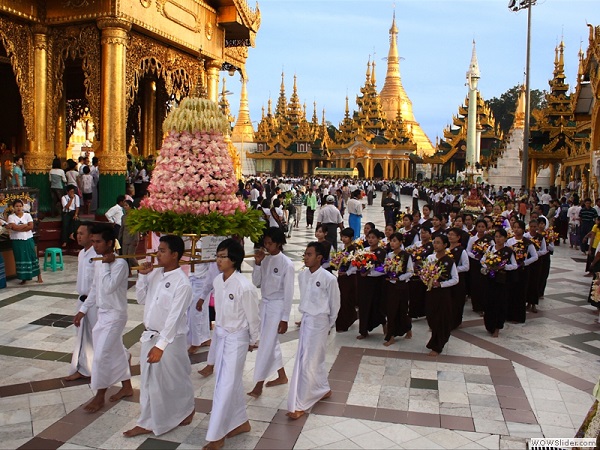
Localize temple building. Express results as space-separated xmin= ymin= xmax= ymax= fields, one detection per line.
xmin=569 ymin=26 xmax=598 ymax=197
xmin=528 ymin=41 xmax=582 ymax=189
xmin=0 ymin=0 xmax=260 ymax=213
xmin=247 ymin=12 xmax=433 ymax=178
xmin=423 ymin=92 xmax=503 ymax=180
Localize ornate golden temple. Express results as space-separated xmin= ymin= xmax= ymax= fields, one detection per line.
xmin=247 ymin=13 xmax=434 ymax=178
xmin=0 ymin=0 xmax=260 ymax=212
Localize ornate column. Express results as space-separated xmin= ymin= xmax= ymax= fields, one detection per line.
xmin=141 ymin=79 xmax=157 ymax=156
xmin=97 ymin=18 xmax=130 ymax=214
xmin=280 ymin=159 xmax=287 ymax=176
xmin=384 ymin=159 xmax=390 ymax=179
xmin=206 ymin=61 xmax=220 ymax=103
xmin=302 ymin=159 xmax=308 ymax=176
xmin=27 ymin=25 xmax=54 ymax=212
xmin=55 ymin=90 xmax=67 ymax=160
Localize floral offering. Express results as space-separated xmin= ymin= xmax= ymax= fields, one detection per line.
xmin=383 ymin=255 xmax=404 ymax=278
xmin=481 ymin=249 xmax=507 ymax=278
xmin=591 ymin=277 xmax=600 ymax=304
xmin=350 ymin=249 xmax=379 ymax=274
xmin=471 ymin=240 xmax=491 ymax=260
xmin=512 ymin=241 xmax=527 ymax=266
xmin=543 ymin=228 xmax=559 ymax=244
xmin=419 ymin=259 xmax=445 ymax=291
xmin=127 ymin=97 xmax=263 ymax=240
xmin=329 ymin=251 xmax=351 ymax=271
xmin=353 ymin=238 xmax=365 ymax=249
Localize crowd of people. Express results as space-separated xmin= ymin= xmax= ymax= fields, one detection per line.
xmin=33 ymin=173 xmax=596 ymax=448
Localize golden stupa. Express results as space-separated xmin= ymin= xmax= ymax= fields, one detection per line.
xmin=379 ymin=13 xmax=435 ymax=156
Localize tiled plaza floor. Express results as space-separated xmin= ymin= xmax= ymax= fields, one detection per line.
xmin=0 ymin=194 xmax=598 ymax=449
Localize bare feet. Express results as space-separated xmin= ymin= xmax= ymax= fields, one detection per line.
xmin=198 ymin=364 xmax=214 ymax=377
xmin=109 ymin=386 xmax=133 ymax=402
xmin=356 ymin=334 xmax=367 ymax=340
xmin=188 ymin=345 xmax=201 ymax=355
xmin=247 ymin=386 xmax=263 ymax=398
xmin=295 ymin=321 xmax=302 ymax=326
xmin=179 ymin=409 xmax=195 ymax=426
xmin=383 ymin=337 xmax=395 ymax=347
xmin=64 ymin=371 xmax=88 ymax=382
xmin=83 ymin=396 xmax=105 ymax=413
xmin=531 ymin=305 xmax=538 ymax=313
xmin=123 ymin=426 xmax=152 ymax=437
xmin=226 ymin=420 xmax=251 ymax=438
xmin=321 ymin=390 xmax=332 ymax=400
xmin=286 ymin=410 xmax=306 ymax=420
xmin=427 ymin=350 xmax=439 ymax=357
xmin=405 ymin=330 xmax=413 ymax=339
xmin=200 ymin=339 xmax=212 ymax=347
xmin=492 ymin=329 xmax=499 ymax=338
xmin=18 ymin=280 xmax=26 ymax=285
xmin=202 ymin=438 xmax=225 ymax=450
xmin=265 ymin=375 xmax=288 ymax=388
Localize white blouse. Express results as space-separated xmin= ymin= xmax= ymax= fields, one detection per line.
xmin=8 ymin=213 xmax=33 ymax=240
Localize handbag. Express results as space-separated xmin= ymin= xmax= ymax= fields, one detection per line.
xmin=271 ymin=207 xmax=288 ymax=232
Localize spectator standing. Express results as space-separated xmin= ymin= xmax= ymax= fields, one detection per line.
xmin=49 ymin=158 xmax=67 ymax=217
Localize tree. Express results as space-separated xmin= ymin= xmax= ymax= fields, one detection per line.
xmin=486 ymin=85 xmax=547 ymax=135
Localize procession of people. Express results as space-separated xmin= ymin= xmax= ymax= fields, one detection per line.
xmin=55 ymin=175 xmax=590 ymax=448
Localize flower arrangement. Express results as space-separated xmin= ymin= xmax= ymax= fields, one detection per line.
xmin=395 ymin=213 xmax=405 ymax=230
xmin=353 ymin=237 xmax=365 ymax=249
xmin=127 ymin=98 xmax=263 ymax=241
xmin=329 ymin=251 xmax=351 ymax=271
xmin=512 ymin=240 xmax=527 ymax=266
xmin=471 ymin=239 xmax=491 ymax=260
xmin=406 ymin=245 xmax=428 ymax=274
xmin=419 ymin=259 xmax=445 ymax=291
xmin=481 ymin=249 xmax=506 ymax=278
xmin=529 ymin=235 xmax=541 ymax=250
xmin=543 ymin=228 xmax=559 ymax=244
xmin=350 ymin=249 xmax=379 ymax=274
xmin=383 ymin=254 xmax=405 ymax=278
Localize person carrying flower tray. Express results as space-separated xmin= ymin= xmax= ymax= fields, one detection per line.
xmin=507 ymin=220 xmax=538 ymax=324
xmin=421 ymin=234 xmax=458 ymax=356
xmin=355 ymin=229 xmax=387 ymax=340
xmin=333 ymin=228 xmax=359 ymax=332
xmin=466 ymin=219 xmax=493 ymax=315
xmin=481 ymin=228 xmax=518 ymax=338
xmin=447 ymin=228 xmax=470 ymax=330
xmin=524 ymin=219 xmax=547 ymax=313
xmin=407 ymin=227 xmax=434 ymax=319
xmin=382 ymin=232 xmax=414 ymax=346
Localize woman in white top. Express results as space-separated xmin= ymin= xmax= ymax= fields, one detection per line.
xmin=7 ymin=199 xmax=42 ymax=284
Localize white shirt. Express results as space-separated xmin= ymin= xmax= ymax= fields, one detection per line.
xmin=252 ymin=252 xmax=295 ymax=322
xmin=425 ymin=254 xmax=459 ymax=288
xmin=541 ymin=193 xmax=552 ymax=205
xmin=79 ymin=258 xmax=129 ymax=314
xmin=250 ymin=188 xmax=260 ymax=202
xmin=413 ymin=188 xmax=419 ymax=198
xmin=77 ymin=246 xmax=98 ymax=296
xmin=347 ymin=198 xmax=362 ymax=216
xmin=298 ymin=267 xmax=340 ymax=328
xmin=61 ymin=194 xmax=80 ymax=212
xmin=105 ymin=204 xmax=124 ymax=225
xmin=451 ymin=247 xmax=470 ymax=273
xmin=317 ymin=204 xmax=343 ymax=224
xmin=568 ymin=205 xmax=581 ymax=225
xmin=8 ymin=213 xmax=33 ymax=240
xmin=213 ymin=271 xmax=260 ymax=345
xmin=136 ymin=267 xmax=193 ymax=351
xmin=524 ymin=232 xmax=548 ymax=256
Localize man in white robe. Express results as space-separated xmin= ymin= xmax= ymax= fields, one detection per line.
xmin=188 ymin=262 xmax=219 ymax=354
xmin=203 ymin=239 xmax=260 ymax=450
xmin=74 ymin=224 xmax=132 ymax=413
xmin=124 ymin=235 xmax=195 ymax=437
xmin=65 ymin=223 xmax=97 ymax=381
xmin=248 ymin=227 xmax=294 ymax=398
xmin=287 ymin=241 xmax=340 ymax=420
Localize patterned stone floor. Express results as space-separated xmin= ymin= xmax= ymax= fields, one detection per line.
xmin=0 ymin=194 xmax=598 ymax=449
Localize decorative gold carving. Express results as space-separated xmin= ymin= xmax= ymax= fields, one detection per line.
xmin=49 ymin=25 xmax=101 ymax=142
xmin=224 ymin=46 xmax=248 ymax=67
xmin=205 ymin=22 xmax=213 ymax=41
xmin=63 ymin=0 xmax=94 ymax=7
xmin=100 ymin=152 xmax=129 ymax=175
xmin=140 ymin=0 xmax=151 ymax=7
xmin=0 ymin=16 xmax=34 ymax=141
xmin=126 ymin=32 xmax=201 ymax=109
xmin=158 ymin=0 xmax=200 ymax=33
xmin=27 ymin=154 xmax=55 ymax=175
xmin=97 ymin=18 xmax=132 ymax=32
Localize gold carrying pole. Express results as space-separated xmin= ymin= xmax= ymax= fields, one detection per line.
xmin=90 ymin=253 xmax=157 ymax=263
xmin=130 ymin=259 xmax=204 ymax=271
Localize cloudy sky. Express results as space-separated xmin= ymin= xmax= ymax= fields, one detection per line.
xmin=226 ymin=0 xmax=599 ymax=143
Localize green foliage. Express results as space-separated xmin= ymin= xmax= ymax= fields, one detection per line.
xmin=486 ymin=85 xmax=547 ymax=135
xmin=126 ymin=207 xmax=265 ymax=243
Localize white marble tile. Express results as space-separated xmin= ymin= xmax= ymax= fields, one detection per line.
xmin=400 ymin=436 xmax=445 ymax=449
xmin=330 ymin=419 xmax=373 ymax=439
xmin=301 ymin=425 xmax=346 ymax=447
xmin=349 ymin=430 xmax=396 ymax=449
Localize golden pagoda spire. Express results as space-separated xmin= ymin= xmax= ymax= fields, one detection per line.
xmin=558 ymin=40 xmax=565 ymax=71
xmin=379 ymin=10 xmax=434 ymax=155
xmin=275 ymin=71 xmax=287 ymax=118
xmin=267 ymin=97 xmax=273 ymax=116
xmin=371 ymin=60 xmax=377 ymax=86
xmin=365 ymin=57 xmax=371 ymax=85
xmin=312 ymin=101 xmax=318 ymax=125
xmin=261 ymin=105 xmax=265 ymax=119
xmin=322 ymin=108 xmax=326 ymax=126
xmin=232 ymin=76 xmax=255 ymax=142
xmin=578 ymin=43 xmax=585 ymax=78
xmin=345 ymin=95 xmax=350 ymax=118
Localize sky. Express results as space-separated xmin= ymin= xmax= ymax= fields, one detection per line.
xmin=225 ymin=0 xmax=600 ymax=145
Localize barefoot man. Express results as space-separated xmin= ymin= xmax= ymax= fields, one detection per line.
xmin=248 ymin=227 xmax=294 ymax=398
xmin=65 ymin=223 xmax=97 ymax=381
xmin=124 ymin=235 xmax=195 ymax=437
xmin=287 ymin=242 xmax=340 ymax=420
xmin=203 ymin=238 xmax=260 ymax=450
xmin=188 ymin=261 xmax=219 ymax=355
xmin=73 ymin=224 xmax=133 ymax=412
